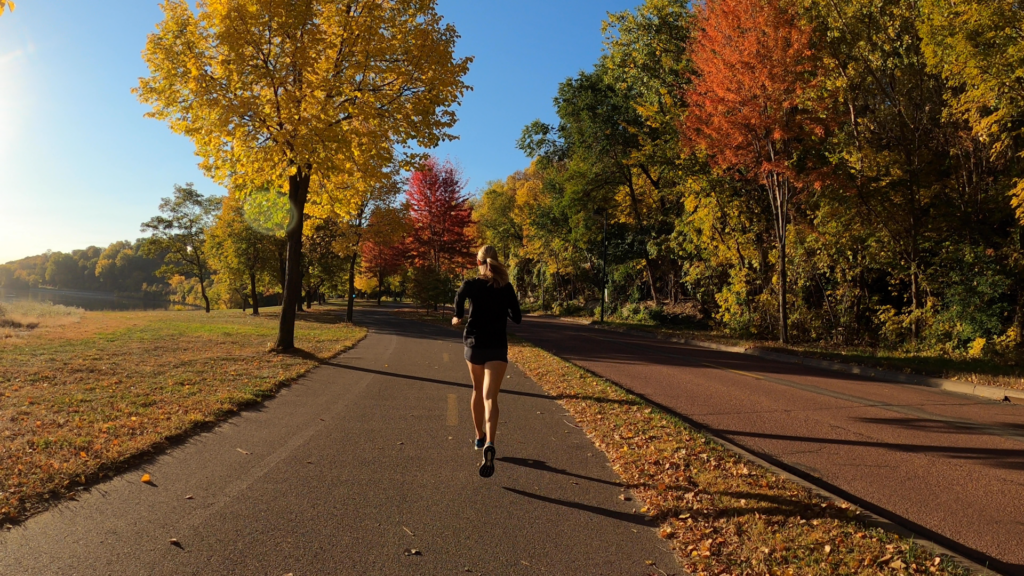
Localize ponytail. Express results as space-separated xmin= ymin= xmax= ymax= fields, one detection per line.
xmin=477 ymin=245 xmax=509 ymax=288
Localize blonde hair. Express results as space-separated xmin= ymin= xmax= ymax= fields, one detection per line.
xmin=477 ymin=245 xmax=509 ymax=288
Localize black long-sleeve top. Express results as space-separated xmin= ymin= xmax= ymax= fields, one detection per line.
xmin=454 ymin=278 xmax=522 ymax=349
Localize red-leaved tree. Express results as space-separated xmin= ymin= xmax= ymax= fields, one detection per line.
xmin=407 ymin=157 xmax=474 ymax=273
xmin=362 ymin=205 xmax=409 ymax=304
xmin=684 ymin=0 xmax=831 ymax=344
xmin=405 ymin=157 xmax=474 ymax=311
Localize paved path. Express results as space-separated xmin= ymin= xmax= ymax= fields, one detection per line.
xmin=0 ymin=308 xmax=678 ymax=576
xmin=512 ymin=317 xmax=1024 ymax=575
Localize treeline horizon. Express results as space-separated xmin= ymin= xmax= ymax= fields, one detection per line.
xmin=473 ymin=0 xmax=1024 ymax=356
xmin=0 ymin=242 xmax=168 ymax=297
xmin=0 ymin=154 xmax=477 ymax=317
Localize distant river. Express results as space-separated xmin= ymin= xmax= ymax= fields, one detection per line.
xmin=0 ymin=288 xmax=192 ymax=312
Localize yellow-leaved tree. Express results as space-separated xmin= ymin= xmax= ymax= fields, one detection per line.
xmin=135 ymin=0 xmax=472 ymax=350
xmin=0 ymin=1 xmax=14 ymax=16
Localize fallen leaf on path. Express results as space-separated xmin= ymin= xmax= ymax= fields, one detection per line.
xmin=403 ymin=548 xmax=421 ymax=556
xmin=236 ymin=448 xmax=251 ymax=455
xmin=184 ymin=494 xmax=194 ymax=500
xmin=824 ymin=545 xmax=831 ymax=556
xmin=619 ymin=494 xmax=631 ymax=501
xmin=140 ymin=474 xmax=152 ymax=484
xmin=169 ymin=538 xmax=182 ymax=549
xmin=402 ymin=526 xmax=414 ymax=536
xmin=397 ymin=442 xmax=404 ymax=445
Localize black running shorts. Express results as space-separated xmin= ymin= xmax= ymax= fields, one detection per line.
xmin=464 ymin=346 xmax=508 ymax=365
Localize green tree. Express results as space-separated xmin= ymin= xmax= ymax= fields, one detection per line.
xmin=208 ymin=195 xmax=280 ymax=315
xmin=141 ymin=184 xmax=221 ymax=313
xmin=919 ymin=0 xmax=1024 ymax=217
xmin=44 ymin=253 xmax=81 ymax=290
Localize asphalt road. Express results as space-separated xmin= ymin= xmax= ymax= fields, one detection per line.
xmin=512 ymin=317 xmax=1024 ymax=575
xmin=0 ymin=308 xmax=679 ymax=576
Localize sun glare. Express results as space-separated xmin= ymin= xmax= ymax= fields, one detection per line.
xmin=0 ymin=46 xmax=28 ymax=160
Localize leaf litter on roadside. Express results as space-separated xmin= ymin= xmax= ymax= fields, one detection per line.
xmin=507 ymin=338 xmax=971 ymax=576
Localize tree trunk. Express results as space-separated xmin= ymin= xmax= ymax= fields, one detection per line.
xmin=778 ymin=237 xmax=789 ymax=344
xmin=250 ymin=271 xmax=260 ymax=316
xmin=347 ymin=254 xmax=357 ymax=322
xmin=199 ymin=279 xmax=211 ymax=314
xmin=378 ymin=269 xmax=384 ymax=305
xmin=645 ymin=258 xmax=658 ymax=305
xmin=910 ymin=266 xmax=920 ymax=342
xmin=275 ymin=168 xmax=310 ymax=351
xmin=277 ymin=249 xmax=287 ymax=294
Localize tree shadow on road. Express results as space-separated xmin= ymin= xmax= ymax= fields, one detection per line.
xmin=323 ymin=362 xmax=644 ymax=407
xmin=715 ymin=427 xmax=1024 ymax=471
xmin=854 ymin=415 xmax=1024 ymax=441
xmin=501 ymin=487 xmax=656 ymax=528
xmin=497 ymin=456 xmax=627 ymax=488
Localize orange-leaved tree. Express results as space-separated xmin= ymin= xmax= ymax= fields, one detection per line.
xmin=684 ymin=0 xmax=831 ymax=344
xmin=135 ymin=0 xmax=471 ymax=350
xmin=361 ymin=204 xmax=410 ymax=305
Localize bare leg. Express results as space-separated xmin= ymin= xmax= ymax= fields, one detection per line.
xmin=482 ymin=361 xmax=508 ymax=444
xmin=466 ymin=361 xmax=486 ymax=440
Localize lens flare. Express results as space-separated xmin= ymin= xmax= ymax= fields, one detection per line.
xmin=242 ymin=188 xmax=294 ymax=236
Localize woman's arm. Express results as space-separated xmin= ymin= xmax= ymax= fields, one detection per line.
xmin=507 ymin=284 xmax=522 ymax=324
xmin=453 ymin=280 xmax=470 ymax=323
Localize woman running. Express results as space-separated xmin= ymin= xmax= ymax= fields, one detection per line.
xmin=452 ymin=245 xmax=522 ymax=478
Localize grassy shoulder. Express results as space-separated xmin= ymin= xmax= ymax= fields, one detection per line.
xmin=0 ymin=302 xmax=366 ymax=524
xmin=551 ymin=316 xmax=1024 ymax=393
xmin=506 ymin=338 xmax=969 ymax=576
xmin=393 ymin=308 xmax=969 ymax=575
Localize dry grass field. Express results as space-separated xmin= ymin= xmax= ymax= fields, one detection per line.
xmin=0 ymin=302 xmax=365 ymax=525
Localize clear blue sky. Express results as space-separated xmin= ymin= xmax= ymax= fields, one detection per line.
xmin=0 ymin=1 xmax=638 ymax=264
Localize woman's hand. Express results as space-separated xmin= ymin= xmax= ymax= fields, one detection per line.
xmin=452 ymin=316 xmax=461 ymax=326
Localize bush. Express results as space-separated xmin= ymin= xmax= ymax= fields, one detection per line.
xmin=409 ymin=267 xmax=456 ymax=311
xmin=552 ymin=301 xmax=584 ymax=316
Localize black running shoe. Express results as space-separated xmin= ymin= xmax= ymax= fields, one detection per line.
xmin=479 ymin=445 xmax=496 ymax=478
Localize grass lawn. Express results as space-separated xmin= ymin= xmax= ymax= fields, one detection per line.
xmin=396 ymin=309 xmax=970 ymax=575
xmin=0 ymin=302 xmax=366 ymax=525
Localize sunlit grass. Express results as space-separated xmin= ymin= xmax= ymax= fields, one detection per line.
xmin=0 ymin=303 xmax=366 ymax=524
xmin=0 ymin=300 xmax=82 ymax=338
